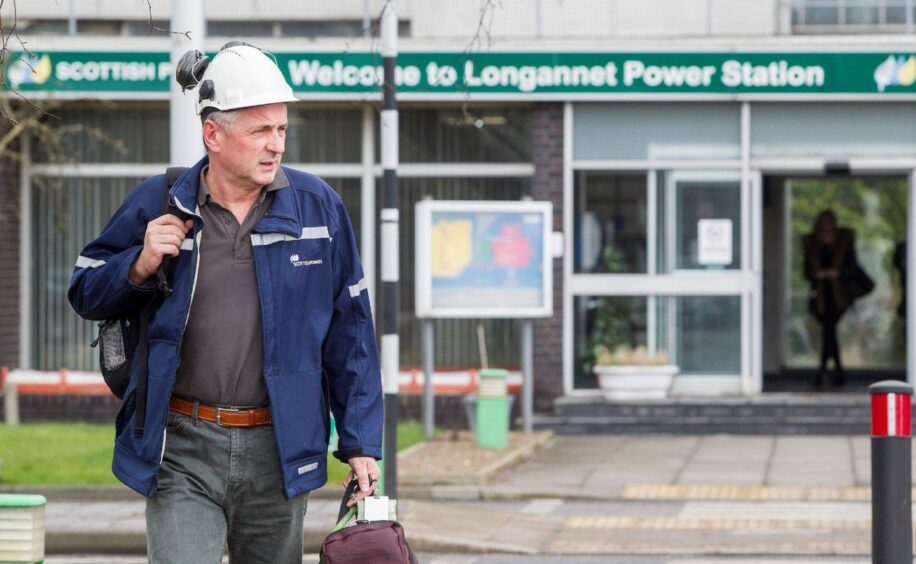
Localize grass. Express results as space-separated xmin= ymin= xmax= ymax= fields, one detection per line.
xmin=0 ymin=421 xmax=427 ymax=486
xmin=0 ymin=423 xmax=120 ymax=485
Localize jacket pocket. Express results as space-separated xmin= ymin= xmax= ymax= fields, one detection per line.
xmin=265 ymin=368 xmax=327 ymax=464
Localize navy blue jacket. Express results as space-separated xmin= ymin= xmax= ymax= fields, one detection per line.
xmin=69 ymin=157 xmax=383 ymax=499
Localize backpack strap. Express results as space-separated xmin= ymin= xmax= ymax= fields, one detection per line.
xmin=134 ymin=166 xmax=188 ymax=438
xmin=153 ymin=167 xmax=189 ymax=298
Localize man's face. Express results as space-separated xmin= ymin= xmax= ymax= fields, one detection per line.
xmin=210 ymin=103 xmax=288 ymax=189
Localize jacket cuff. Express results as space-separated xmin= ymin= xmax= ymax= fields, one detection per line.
xmin=333 ymin=446 xmax=382 ymax=463
xmin=121 ymin=245 xmax=158 ymax=293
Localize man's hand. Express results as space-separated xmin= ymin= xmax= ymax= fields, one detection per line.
xmin=129 ymin=215 xmax=193 ymax=285
xmin=343 ymin=456 xmax=381 ymax=507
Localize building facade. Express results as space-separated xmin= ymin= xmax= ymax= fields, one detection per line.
xmin=2 ymin=0 xmax=915 ymax=407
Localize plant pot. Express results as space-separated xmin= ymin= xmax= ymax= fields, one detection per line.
xmin=593 ymin=364 xmax=679 ymax=400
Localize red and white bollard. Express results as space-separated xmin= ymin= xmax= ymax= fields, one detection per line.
xmin=869 ymin=380 xmax=912 ymax=564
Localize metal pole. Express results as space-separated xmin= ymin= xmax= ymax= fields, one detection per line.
xmin=363 ymin=0 xmax=372 ymax=37
xmin=68 ymin=0 xmax=77 ymax=35
xmin=907 ymin=0 xmax=914 ymax=34
xmin=423 ymin=320 xmax=435 ymax=439
xmin=778 ymin=0 xmax=793 ymax=35
xmin=380 ymin=0 xmax=400 ymax=500
xmin=869 ymin=380 xmax=913 ymax=564
xmin=170 ymin=0 xmax=205 ymax=166
xmin=521 ymin=320 xmax=533 ymax=434
xmin=536 ymin=0 xmax=544 ymax=38
xmin=705 ymin=0 xmax=712 ymax=35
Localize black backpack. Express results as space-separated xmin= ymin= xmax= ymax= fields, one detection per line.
xmin=90 ymin=166 xmax=188 ymax=436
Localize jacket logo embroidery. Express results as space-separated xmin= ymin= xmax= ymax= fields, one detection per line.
xmin=290 ymin=254 xmax=323 ymax=267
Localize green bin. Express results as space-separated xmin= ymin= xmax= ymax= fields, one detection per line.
xmin=476 ymin=368 xmax=509 ymax=448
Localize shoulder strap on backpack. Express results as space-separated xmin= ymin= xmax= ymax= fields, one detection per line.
xmin=134 ymin=166 xmax=188 ymax=438
xmin=153 ymin=167 xmax=189 ymax=298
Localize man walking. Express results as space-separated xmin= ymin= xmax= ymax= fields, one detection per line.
xmin=69 ymin=43 xmax=383 ymax=563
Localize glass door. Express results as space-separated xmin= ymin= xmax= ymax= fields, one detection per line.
xmin=662 ymin=172 xmax=747 ymax=387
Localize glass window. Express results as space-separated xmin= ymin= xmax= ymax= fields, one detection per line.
xmin=676 ymin=296 xmax=741 ymax=374
xmin=573 ymin=103 xmax=740 ymax=161
xmin=32 ymin=176 xmax=142 ymax=370
xmin=33 ymin=105 xmax=170 ymax=164
xmin=794 ymin=0 xmax=914 ymax=30
xmin=674 ymin=179 xmax=741 ymax=271
xmin=886 ymin=0 xmax=916 ymax=23
xmin=846 ymin=0 xmax=880 ymax=24
xmin=13 ymin=20 xmax=68 ymax=35
xmin=208 ymin=21 xmax=275 ymax=37
xmin=280 ymin=20 xmax=410 ymax=38
xmin=392 ymin=108 xmax=532 ymax=163
xmin=383 ymin=177 xmax=531 ymax=368
xmin=805 ymin=2 xmax=840 ymax=24
xmin=285 ymin=109 xmax=363 ymax=163
xmin=125 ymin=20 xmax=169 ymax=36
xmin=751 ymin=103 xmax=916 ymax=160
xmin=573 ymin=294 xmax=741 ymax=389
xmin=574 ymin=172 xmax=647 ymax=274
xmin=76 ymin=20 xmax=123 ymax=35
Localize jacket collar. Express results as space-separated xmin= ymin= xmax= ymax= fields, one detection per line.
xmin=170 ymin=157 xmax=301 ymax=238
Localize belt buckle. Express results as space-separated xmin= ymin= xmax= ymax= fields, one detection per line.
xmin=216 ymin=407 xmax=241 ymax=426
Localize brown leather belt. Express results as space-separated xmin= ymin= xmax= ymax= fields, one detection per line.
xmin=169 ymin=396 xmax=271 ymax=427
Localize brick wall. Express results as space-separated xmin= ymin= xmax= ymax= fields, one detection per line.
xmin=0 ymin=142 xmax=20 ymax=369
xmin=531 ymin=104 xmax=564 ymax=411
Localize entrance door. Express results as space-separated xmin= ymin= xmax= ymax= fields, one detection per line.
xmin=662 ymin=171 xmax=750 ymax=394
xmin=760 ymin=175 xmax=909 ymax=390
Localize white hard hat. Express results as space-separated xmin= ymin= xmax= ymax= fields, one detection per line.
xmin=176 ymin=42 xmax=298 ymax=115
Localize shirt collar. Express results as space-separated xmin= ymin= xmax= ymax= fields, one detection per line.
xmin=197 ymin=165 xmax=290 ymax=207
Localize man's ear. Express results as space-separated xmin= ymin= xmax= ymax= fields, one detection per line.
xmin=202 ymin=119 xmax=221 ymax=153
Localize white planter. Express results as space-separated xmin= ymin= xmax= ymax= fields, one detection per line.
xmin=593 ymin=365 xmax=679 ymax=400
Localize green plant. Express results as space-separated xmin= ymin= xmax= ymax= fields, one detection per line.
xmin=584 ymin=246 xmax=637 ymax=373
xmin=594 ymin=345 xmax=669 ymax=366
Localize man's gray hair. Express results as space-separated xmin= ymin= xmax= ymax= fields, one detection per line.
xmin=201 ymin=108 xmax=239 ymax=132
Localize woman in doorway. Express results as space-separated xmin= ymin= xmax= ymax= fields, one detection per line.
xmin=802 ymin=210 xmax=872 ymax=388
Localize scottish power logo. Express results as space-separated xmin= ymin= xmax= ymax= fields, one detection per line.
xmin=3 ymin=51 xmax=171 ymax=92
xmin=6 ymin=54 xmax=52 ymax=89
xmin=874 ymin=55 xmax=916 ymax=92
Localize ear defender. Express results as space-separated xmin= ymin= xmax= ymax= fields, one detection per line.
xmin=175 ymin=50 xmax=210 ymax=92
xmin=198 ymin=80 xmax=215 ymax=103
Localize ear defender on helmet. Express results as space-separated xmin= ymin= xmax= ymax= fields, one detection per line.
xmin=198 ymin=80 xmax=215 ymax=103
xmin=175 ymin=49 xmax=210 ymax=92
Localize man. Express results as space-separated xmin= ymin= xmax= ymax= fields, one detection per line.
xmin=69 ymin=43 xmax=383 ymax=563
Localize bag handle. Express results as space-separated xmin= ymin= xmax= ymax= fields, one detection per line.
xmin=331 ymin=477 xmax=381 ymax=532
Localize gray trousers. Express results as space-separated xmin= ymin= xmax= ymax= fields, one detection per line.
xmin=146 ymin=411 xmax=307 ymax=564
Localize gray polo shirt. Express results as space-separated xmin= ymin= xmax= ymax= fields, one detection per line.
xmin=172 ymin=166 xmax=288 ymax=407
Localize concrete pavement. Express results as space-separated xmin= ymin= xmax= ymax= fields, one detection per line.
xmin=16 ymin=433 xmax=916 ymax=558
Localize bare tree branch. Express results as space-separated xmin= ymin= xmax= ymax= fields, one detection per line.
xmin=143 ymin=0 xmax=191 ymax=40
xmin=463 ymin=0 xmax=500 ymax=56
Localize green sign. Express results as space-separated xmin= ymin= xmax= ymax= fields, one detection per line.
xmin=5 ymin=51 xmax=916 ymax=96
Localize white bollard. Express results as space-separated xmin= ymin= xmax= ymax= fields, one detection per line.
xmin=4 ymin=381 xmax=19 ymax=426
